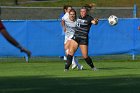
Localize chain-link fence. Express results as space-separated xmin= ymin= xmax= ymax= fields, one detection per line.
xmin=0 ymin=6 xmax=133 ymax=20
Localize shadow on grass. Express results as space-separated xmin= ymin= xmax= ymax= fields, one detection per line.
xmin=0 ymin=75 xmax=140 ymax=93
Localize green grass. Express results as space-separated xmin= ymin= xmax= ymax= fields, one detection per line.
xmin=0 ymin=59 xmax=140 ymax=93
xmin=19 ymin=0 xmax=139 ymax=7
xmin=1 ymin=0 xmax=139 ymax=7
xmin=1 ymin=0 xmax=140 ymax=16
xmin=20 ymin=0 xmax=140 ymax=17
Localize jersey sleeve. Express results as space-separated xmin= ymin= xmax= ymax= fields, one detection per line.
xmin=62 ymin=13 xmax=69 ymax=21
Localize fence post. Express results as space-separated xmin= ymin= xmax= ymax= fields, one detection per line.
xmin=132 ymin=4 xmax=137 ymax=60
xmin=15 ymin=0 xmax=18 ymax=5
xmin=133 ymin=4 xmax=137 ymax=18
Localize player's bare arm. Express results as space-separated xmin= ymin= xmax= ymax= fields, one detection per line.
xmin=61 ymin=20 xmax=66 ymax=32
xmin=0 ymin=29 xmax=31 ymax=57
xmin=0 ymin=21 xmax=31 ymax=58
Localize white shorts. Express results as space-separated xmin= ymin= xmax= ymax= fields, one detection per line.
xmin=64 ymin=34 xmax=74 ymax=44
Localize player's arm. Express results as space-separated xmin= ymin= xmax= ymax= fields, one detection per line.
xmin=0 ymin=28 xmax=21 ymax=48
xmin=0 ymin=27 xmax=31 ymax=57
xmin=91 ymin=18 xmax=98 ymax=25
xmin=0 ymin=21 xmax=21 ymax=48
xmin=61 ymin=19 xmax=66 ymax=32
xmin=1 ymin=29 xmax=31 ymax=57
xmin=0 ymin=21 xmax=20 ymax=47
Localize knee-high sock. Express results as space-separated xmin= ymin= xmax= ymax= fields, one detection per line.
xmin=72 ymin=57 xmax=81 ymax=68
xmin=64 ymin=49 xmax=69 ymax=60
xmin=65 ymin=54 xmax=73 ymax=69
xmin=84 ymin=56 xmax=94 ymax=68
xmin=72 ymin=56 xmax=76 ymax=65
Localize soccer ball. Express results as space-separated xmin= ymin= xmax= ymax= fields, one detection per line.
xmin=108 ymin=15 xmax=118 ymax=26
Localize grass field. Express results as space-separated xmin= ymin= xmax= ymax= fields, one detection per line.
xmin=1 ymin=0 xmax=140 ymax=17
xmin=0 ymin=59 xmax=140 ymax=93
xmin=0 ymin=0 xmax=140 ymax=92
xmin=19 ymin=0 xmax=139 ymax=7
xmin=1 ymin=0 xmax=140 ymax=7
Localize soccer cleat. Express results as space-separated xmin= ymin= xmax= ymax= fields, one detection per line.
xmin=20 ymin=47 xmax=31 ymax=58
xmin=92 ymin=67 xmax=98 ymax=71
xmin=64 ymin=69 xmax=69 ymax=72
xmin=72 ymin=64 xmax=77 ymax=69
xmin=77 ymin=65 xmax=83 ymax=70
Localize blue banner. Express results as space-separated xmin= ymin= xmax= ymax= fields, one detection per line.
xmin=0 ymin=19 xmax=140 ymax=57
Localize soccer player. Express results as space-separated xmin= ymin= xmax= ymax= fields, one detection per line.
xmin=64 ymin=7 xmax=98 ymax=71
xmin=61 ymin=6 xmax=83 ymax=70
xmin=0 ymin=20 xmax=31 ymax=57
xmin=59 ymin=5 xmax=68 ymax=19
xmin=59 ymin=5 xmax=71 ymax=60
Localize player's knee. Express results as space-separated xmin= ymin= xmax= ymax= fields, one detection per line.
xmin=68 ymin=49 xmax=74 ymax=56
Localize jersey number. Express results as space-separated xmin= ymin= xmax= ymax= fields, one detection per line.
xmin=76 ymin=22 xmax=81 ymax=27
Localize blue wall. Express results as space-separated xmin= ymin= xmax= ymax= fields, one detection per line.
xmin=0 ymin=19 xmax=140 ymax=57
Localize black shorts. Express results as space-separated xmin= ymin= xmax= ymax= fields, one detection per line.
xmin=72 ymin=36 xmax=88 ymax=45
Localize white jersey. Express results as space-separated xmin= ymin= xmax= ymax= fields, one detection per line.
xmin=62 ymin=13 xmax=76 ymax=44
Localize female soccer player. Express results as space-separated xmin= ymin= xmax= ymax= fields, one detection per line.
xmin=65 ymin=7 xmax=98 ymax=71
xmin=61 ymin=7 xmax=83 ymax=70
xmin=0 ymin=20 xmax=31 ymax=57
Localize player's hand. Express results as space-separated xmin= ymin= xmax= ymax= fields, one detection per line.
xmin=92 ymin=18 xmax=99 ymax=25
xmin=20 ymin=47 xmax=31 ymax=58
xmin=94 ymin=18 xmax=99 ymax=22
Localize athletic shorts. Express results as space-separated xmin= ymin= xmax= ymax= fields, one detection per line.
xmin=64 ymin=35 xmax=73 ymax=44
xmin=72 ymin=36 xmax=88 ymax=45
xmin=64 ymin=32 xmax=74 ymax=44
xmin=0 ymin=21 xmax=5 ymax=30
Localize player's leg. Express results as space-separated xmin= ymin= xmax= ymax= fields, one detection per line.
xmin=72 ymin=56 xmax=83 ymax=70
xmin=65 ymin=37 xmax=83 ymax=70
xmin=79 ymin=45 xmax=96 ymax=70
xmin=70 ymin=42 xmax=83 ymax=70
xmin=64 ymin=39 xmax=71 ymax=55
xmin=64 ymin=36 xmax=70 ymax=60
xmin=65 ymin=39 xmax=78 ymax=70
xmin=71 ymin=55 xmax=77 ymax=69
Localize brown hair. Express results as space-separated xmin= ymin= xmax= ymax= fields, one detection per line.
xmin=63 ymin=5 xmax=72 ymax=13
xmin=81 ymin=6 xmax=88 ymax=11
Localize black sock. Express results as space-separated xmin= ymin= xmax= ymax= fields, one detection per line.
xmin=65 ymin=54 xmax=73 ymax=69
xmin=84 ymin=56 xmax=94 ymax=68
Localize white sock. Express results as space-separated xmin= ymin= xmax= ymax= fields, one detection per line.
xmin=63 ymin=56 xmax=67 ymax=60
xmin=64 ymin=49 xmax=69 ymax=60
xmin=72 ymin=56 xmax=81 ymax=68
xmin=72 ymin=56 xmax=75 ymax=65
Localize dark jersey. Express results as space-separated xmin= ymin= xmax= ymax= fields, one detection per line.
xmin=74 ymin=15 xmax=93 ymax=39
xmin=0 ymin=20 xmax=5 ymax=30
